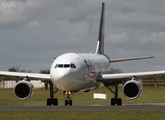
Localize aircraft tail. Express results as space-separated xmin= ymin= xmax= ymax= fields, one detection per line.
xmin=95 ymin=2 xmax=105 ymax=54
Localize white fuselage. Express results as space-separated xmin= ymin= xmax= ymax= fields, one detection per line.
xmin=50 ymin=53 xmax=110 ymax=92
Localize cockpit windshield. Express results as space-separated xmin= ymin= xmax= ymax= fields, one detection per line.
xmin=64 ymin=64 xmax=70 ymax=68
xmin=55 ymin=64 xmax=76 ymax=68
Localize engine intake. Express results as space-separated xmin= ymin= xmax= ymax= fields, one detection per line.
xmin=123 ymin=80 xmax=142 ymax=100
xmin=14 ymin=81 xmax=34 ymax=100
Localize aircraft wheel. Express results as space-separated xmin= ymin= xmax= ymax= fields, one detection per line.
xmin=111 ymin=98 xmax=116 ymax=106
xmin=111 ymin=98 xmax=122 ymax=106
xmin=65 ymin=100 xmax=73 ymax=106
xmin=69 ymin=100 xmax=72 ymax=106
xmin=53 ymin=98 xmax=58 ymax=106
xmin=47 ymin=98 xmax=58 ymax=106
xmin=117 ymin=98 xmax=122 ymax=106
xmin=65 ymin=100 xmax=68 ymax=106
xmin=47 ymin=98 xmax=52 ymax=106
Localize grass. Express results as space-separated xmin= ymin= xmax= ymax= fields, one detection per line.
xmin=1 ymin=86 xmax=165 ymax=106
xmin=1 ymin=86 xmax=165 ymax=120
xmin=0 ymin=111 xmax=165 ymax=120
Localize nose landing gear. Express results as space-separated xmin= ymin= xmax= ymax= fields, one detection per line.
xmin=64 ymin=91 xmax=73 ymax=106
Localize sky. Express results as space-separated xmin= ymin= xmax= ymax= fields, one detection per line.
xmin=0 ymin=0 xmax=165 ymax=73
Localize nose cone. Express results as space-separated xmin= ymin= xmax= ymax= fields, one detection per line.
xmin=53 ymin=69 xmax=70 ymax=81
xmin=51 ymin=69 xmax=75 ymax=91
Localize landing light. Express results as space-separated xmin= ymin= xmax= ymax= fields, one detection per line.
xmin=65 ymin=91 xmax=72 ymax=95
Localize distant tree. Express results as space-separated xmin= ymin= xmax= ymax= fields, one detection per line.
xmin=1 ymin=66 xmax=32 ymax=80
xmin=8 ymin=66 xmax=20 ymax=72
xmin=110 ymin=68 xmax=123 ymax=74
xmin=8 ymin=66 xmax=32 ymax=73
xmin=39 ymin=70 xmax=50 ymax=74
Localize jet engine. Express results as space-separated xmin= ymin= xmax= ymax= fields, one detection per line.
xmin=123 ymin=79 xmax=142 ymax=100
xmin=14 ymin=80 xmax=34 ymax=100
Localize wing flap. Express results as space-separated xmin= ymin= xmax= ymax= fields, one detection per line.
xmin=0 ymin=71 xmax=50 ymax=79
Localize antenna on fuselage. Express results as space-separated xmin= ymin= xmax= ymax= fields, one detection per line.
xmin=95 ymin=2 xmax=105 ymax=54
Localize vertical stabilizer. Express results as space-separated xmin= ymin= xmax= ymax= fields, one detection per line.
xmin=95 ymin=2 xmax=105 ymax=54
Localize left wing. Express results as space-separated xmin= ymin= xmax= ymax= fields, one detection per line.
xmin=0 ymin=71 xmax=50 ymax=79
xmin=97 ymin=70 xmax=165 ymax=82
xmin=97 ymin=70 xmax=165 ymax=102
xmin=110 ymin=56 xmax=154 ymax=63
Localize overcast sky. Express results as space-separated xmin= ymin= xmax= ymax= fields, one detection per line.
xmin=0 ymin=0 xmax=165 ymax=73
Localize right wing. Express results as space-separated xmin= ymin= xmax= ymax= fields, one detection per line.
xmin=0 ymin=71 xmax=50 ymax=79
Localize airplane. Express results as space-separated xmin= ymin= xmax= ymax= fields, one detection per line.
xmin=1 ymin=2 xmax=165 ymax=106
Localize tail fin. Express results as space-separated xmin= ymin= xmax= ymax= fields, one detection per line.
xmin=95 ymin=2 xmax=105 ymax=54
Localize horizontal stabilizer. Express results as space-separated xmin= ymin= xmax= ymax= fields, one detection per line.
xmin=110 ymin=56 xmax=154 ymax=63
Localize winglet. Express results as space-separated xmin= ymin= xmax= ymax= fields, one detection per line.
xmin=95 ymin=2 xmax=105 ymax=54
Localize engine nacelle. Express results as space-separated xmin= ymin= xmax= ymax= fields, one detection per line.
xmin=123 ymin=80 xmax=142 ymax=100
xmin=14 ymin=80 xmax=34 ymax=100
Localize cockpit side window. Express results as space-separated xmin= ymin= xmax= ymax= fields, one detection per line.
xmin=71 ymin=64 xmax=76 ymax=68
xmin=55 ymin=64 xmax=58 ymax=68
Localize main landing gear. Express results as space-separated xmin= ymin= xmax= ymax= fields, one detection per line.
xmin=47 ymin=81 xmax=58 ymax=106
xmin=105 ymin=81 xmax=122 ymax=106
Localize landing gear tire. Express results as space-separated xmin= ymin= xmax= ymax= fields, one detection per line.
xmin=47 ymin=98 xmax=52 ymax=106
xmin=111 ymin=98 xmax=116 ymax=106
xmin=117 ymin=98 xmax=122 ymax=106
xmin=111 ymin=98 xmax=122 ymax=106
xmin=69 ymin=100 xmax=72 ymax=106
xmin=47 ymin=98 xmax=58 ymax=106
xmin=65 ymin=100 xmax=68 ymax=106
xmin=65 ymin=100 xmax=72 ymax=106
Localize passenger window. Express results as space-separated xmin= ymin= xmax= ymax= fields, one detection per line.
xmin=64 ymin=64 xmax=70 ymax=68
xmin=71 ymin=64 xmax=76 ymax=68
xmin=58 ymin=64 xmax=63 ymax=68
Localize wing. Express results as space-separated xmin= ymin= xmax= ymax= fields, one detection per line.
xmin=0 ymin=71 xmax=50 ymax=79
xmin=110 ymin=56 xmax=154 ymax=63
xmin=97 ymin=70 xmax=165 ymax=82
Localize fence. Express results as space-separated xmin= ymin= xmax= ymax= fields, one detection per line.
xmin=0 ymin=80 xmax=45 ymax=89
xmin=142 ymin=80 xmax=165 ymax=87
